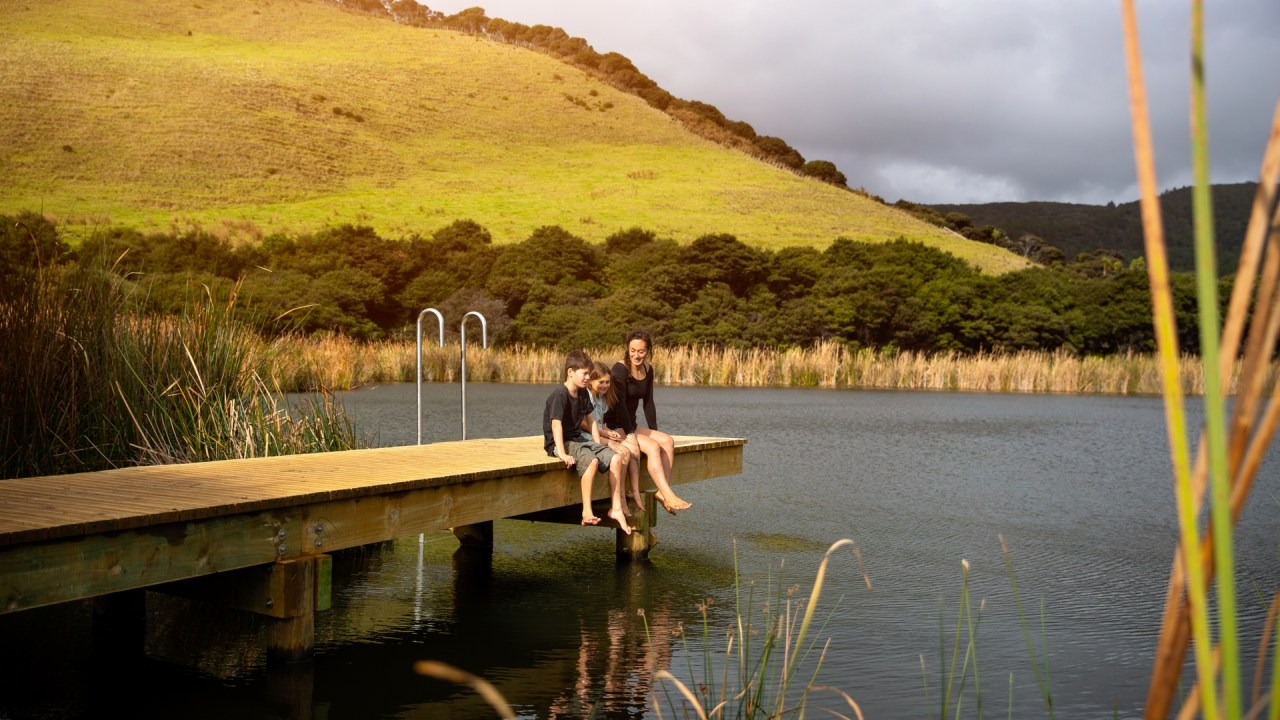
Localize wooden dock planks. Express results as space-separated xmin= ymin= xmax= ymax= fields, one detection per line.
xmin=0 ymin=435 xmax=744 ymax=614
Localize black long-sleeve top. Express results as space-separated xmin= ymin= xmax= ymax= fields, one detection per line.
xmin=606 ymin=361 xmax=657 ymax=435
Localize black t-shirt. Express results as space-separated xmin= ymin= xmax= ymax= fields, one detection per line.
xmin=543 ymin=383 xmax=591 ymax=455
xmin=607 ymin=361 xmax=657 ymax=435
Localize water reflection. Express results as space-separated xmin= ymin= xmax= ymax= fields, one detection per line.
xmin=2 ymin=384 xmax=1278 ymax=719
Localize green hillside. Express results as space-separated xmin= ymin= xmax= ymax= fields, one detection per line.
xmin=0 ymin=0 xmax=1028 ymax=273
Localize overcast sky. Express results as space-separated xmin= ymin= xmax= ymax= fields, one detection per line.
xmin=420 ymin=0 xmax=1278 ymax=205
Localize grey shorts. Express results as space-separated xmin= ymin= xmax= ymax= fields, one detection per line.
xmin=566 ymin=440 xmax=616 ymax=478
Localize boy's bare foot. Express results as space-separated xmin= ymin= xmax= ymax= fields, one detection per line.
xmin=581 ymin=513 xmax=600 ymax=526
xmin=608 ymin=507 xmax=632 ymax=535
xmin=655 ymin=492 xmax=692 ymax=515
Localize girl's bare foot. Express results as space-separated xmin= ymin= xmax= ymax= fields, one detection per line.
xmin=607 ymin=507 xmax=632 ymax=535
xmin=581 ymin=513 xmax=600 ymax=526
xmin=628 ymin=491 xmax=646 ymax=514
xmin=655 ymin=492 xmax=692 ymax=515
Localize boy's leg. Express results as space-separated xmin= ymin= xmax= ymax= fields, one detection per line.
xmin=605 ymin=454 xmax=631 ymax=535
xmin=579 ymin=457 xmax=600 ymax=525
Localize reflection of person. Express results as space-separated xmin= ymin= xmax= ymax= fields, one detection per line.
xmin=545 ymin=601 xmax=683 ymax=718
xmin=585 ymin=361 xmax=644 ymax=515
xmin=607 ymin=330 xmax=691 ymax=514
xmin=543 ymin=349 xmax=631 ymax=532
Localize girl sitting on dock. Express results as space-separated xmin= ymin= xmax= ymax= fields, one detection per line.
xmin=607 ymin=330 xmax=691 ymax=514
xmin=585 ymin=362 xmax=644 ymax=515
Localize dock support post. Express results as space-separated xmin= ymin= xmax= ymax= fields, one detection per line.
xmin=452 ymin=521 xmax=494 ymax=549
xmin=266 ymin=557 xmax=317 ymax=664
xmin=616 ymin=492 xmax=659 ymax=560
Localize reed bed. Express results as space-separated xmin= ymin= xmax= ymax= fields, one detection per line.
xmin=267 ymin=335 xmax=1245 ymax=396
xmin=0 ymin=264 xmax=360 ymax=479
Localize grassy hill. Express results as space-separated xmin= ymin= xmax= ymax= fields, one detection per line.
xmin=932 ymin=183 xmax=1260 ymax=273
xmin=0 ymin=0 xmax=1029 ymax=273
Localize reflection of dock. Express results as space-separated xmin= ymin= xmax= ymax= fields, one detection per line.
xmin=0 ymin=435 xmax=744 ymax=660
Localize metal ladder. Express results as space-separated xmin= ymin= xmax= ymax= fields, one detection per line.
xmin=415 ymin=308 xmax=488 ymax=444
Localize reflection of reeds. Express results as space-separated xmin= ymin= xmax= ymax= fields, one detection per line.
xmin=268 ymin=336 xmax=1242 ymax=395
xmin=1122 ymin=3 xmax=1280 ymax=718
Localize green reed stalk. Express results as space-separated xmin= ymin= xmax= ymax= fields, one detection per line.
xmin=939 ymin=559 xmax=969 ymax=719
xmin=1119 ymin=2 xmax=1220 ymax=717
xmin=1270 ymin=612 xmax=1280 ymax=720
xmin=1000 ymin=535 xmax=1055 ymax=717
xmin=1189 ymin=2 xmax=1242 ymax=715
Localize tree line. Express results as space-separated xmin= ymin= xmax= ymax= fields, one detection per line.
xmin=2 ymin=212 xmax=1208 ymax=356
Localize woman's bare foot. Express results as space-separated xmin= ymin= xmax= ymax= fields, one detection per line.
xmin=581 ymin=513 xmax=600 ymax=526
xmin=655 ymin=491 xmax=692 ymax=515
xmin=608 ymin=507 xmax=632 ymax=535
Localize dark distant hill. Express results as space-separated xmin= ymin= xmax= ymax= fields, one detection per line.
xmin=933 ymin=182 xmax=1260 ymax=273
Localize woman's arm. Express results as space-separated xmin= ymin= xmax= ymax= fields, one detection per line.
xmin=642 ymin=364 xmax=658 ymax=430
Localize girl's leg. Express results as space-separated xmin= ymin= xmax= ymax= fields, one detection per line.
xmin=623 ymin=436 xmax=643 ymax=511
xmin=607 ymin=441 xmax=635 ymax=516
xmin=634 ymin=432 xmax=690 ymax=514
xmin=606 ymin=455 xmax=631 ymax=535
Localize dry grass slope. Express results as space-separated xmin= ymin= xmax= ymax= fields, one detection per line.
xmin=0 ymin=0 xmax=1030 ymax=273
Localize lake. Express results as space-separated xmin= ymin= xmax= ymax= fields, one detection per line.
xmin=2 ymin=383 xmax=1277 ymax=719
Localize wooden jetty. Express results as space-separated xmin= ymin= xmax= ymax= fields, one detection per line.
xmin=0 ymin=435 xmax=744 ymax=660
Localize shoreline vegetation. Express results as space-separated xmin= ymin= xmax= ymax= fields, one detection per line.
xmin=272 ymin=334 xmax=1243 ymax=396
xmin=0 ymin=266 xmax=360 ymax=479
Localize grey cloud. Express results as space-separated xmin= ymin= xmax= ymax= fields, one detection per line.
xmin=425 ymin=0 xmax=1278 ymax=204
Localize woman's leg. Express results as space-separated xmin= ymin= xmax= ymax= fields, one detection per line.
xmin=637 ymin=428 xmax=678 ymax=495
xmin=634 ymin=432 xmax=690 ymax=513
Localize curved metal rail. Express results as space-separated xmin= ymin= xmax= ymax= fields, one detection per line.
xmin=415 ymin=308 xmax=444 ymax=446
xmin=459 ymin=311 xmax=488 ymax=440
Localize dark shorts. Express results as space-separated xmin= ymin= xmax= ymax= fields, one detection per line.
xmin=566 ymin=440 xmax=616 ymax=478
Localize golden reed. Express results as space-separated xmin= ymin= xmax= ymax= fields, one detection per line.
xmin=267 ymin=336 xmax=1250 ymax=395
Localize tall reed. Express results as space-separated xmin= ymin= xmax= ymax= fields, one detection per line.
xmin=644 ymin=539 xmax=871 ymax=719
xmin=0 ymin=261 xmax=360 ymax=479
xmin=1121 ymin=2 xmax=1280 ymax=717
xmin=267 ymin=336 xmax=1239 ymax=396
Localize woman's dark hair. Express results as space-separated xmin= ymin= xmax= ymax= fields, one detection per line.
xmin=622 ymin=329 xmax=652 ymax=371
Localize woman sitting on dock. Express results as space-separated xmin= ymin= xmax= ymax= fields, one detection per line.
xmin=606 ymin=330 xmax=691 ymax=514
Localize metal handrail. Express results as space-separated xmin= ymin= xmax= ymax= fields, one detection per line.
xmin=459 ymin=311 xmax=488 ymax=440
xmin=415 ymin=308 xmax=444 ymax=446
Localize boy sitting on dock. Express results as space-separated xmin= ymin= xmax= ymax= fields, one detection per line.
xmin=543 ymin=349 xmax=631 ymax=534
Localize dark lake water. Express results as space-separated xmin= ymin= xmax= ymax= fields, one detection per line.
xmin=3 ymin=383 xmax=1278 ymax=719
